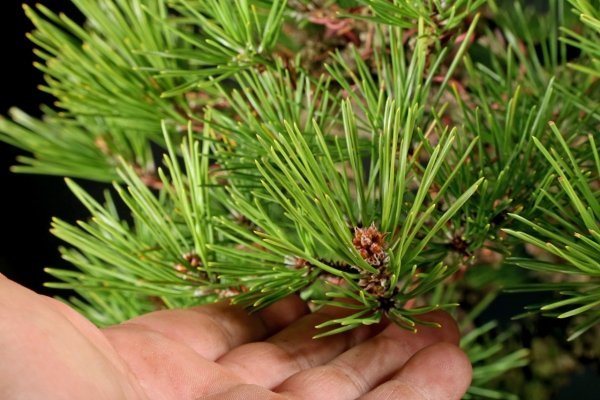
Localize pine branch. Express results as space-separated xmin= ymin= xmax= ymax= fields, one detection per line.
xmin=505 ymin=123 xmax=600 ymax=340
xmin=3 ymin=1 xmax=600 ymax=396
xmin=562 ymin=0 xmax=600 ymax=78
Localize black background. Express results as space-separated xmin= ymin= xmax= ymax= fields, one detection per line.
xmin=0 ymin=0 xmax=91 ymax=295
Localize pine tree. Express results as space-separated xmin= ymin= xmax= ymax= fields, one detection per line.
xmin=1 ymin=0 xmax=600 ymax=398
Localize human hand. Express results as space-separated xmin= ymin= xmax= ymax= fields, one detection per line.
xmin=0 ymin=274 xmax=471 ymax=399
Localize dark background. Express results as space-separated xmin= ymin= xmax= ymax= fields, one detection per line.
xmin=0 ymin=0 xmax=91 ymax=295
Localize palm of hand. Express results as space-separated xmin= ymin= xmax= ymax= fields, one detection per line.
xmin=0 ymin=276 xmax=471 ymax=399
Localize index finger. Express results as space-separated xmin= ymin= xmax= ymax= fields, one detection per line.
xmin=106 ymin=294 xmax=309 ymax=360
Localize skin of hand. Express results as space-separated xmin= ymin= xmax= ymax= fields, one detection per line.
xmin=0 ymin=273 xmax=471 ymax=400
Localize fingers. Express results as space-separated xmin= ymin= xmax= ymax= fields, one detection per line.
xmin=0 ymin=277 xmax=147 ymax=400
xmin=199 ymin=384 xmax=286 ymax=400
xmin=275 ymin=311 xmax=459 ymax=400
xmin=112 ymin=295 xmax=309 ymax=361
xmin=216 ymin=307 xmax=385 ymax=388
xmin=103 ymin=321 xmax=246 ymax=399
xmin=359 ymin=342 xmax=472 ymax=400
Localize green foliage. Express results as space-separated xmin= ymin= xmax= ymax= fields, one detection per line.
xmin=562 ymin=0 xmax=600 ymax=78
xmin=155 ymin=0 xmax=288 ymax=96
xmin=353 ymin=0 xmax=486 ymax=34
xmin=2 ymin=0 xmax=600 ymax=397
xmin=505 ymin=123 xmax=600 ymax=341
xmin=462 ymin=321 xmax=529 ymax=400
xmin=47 ymin=128 xmax=216 ymax=316
xmin=0 ymin=0 xmax=188 ymax=181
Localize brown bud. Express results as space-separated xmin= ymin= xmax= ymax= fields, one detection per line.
xmin=353 ymin=223 xmax=388 ymax=267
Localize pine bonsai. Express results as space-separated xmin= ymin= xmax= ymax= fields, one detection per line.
xmin=1 ymin=0 xmax=599 ymax=398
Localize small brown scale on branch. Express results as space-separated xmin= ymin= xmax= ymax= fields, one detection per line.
xmin=173 ymin=251 xmax=205 ymax=281
xmin=134 ymin=165 xmax=164 ymax=191
xmin=284 ymin=255 xmax=313 ymax=276
xmin=352 ymin=223 xmax=392 ymax=297
xmin=148 ymin=296 xmax=168 ymax=310
xmin=448 ymin=234 xmax=471 ymax=258
xmin=445 ymin=234 xmax=473 ymax=283
xmin=215 ymin=286 xmax=248 ymax=300
xmin=174 ymin=251 xmax=249 ymax=299
xmin=94 ymin=136 xmax=163 ymax=190
xmin=286 ymin=256 xmax=309 ymax=268
xmin=285 ymin=257 xmax=361 ymax=288
xmin=183 ymin=251 xmax=202 ymax=268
